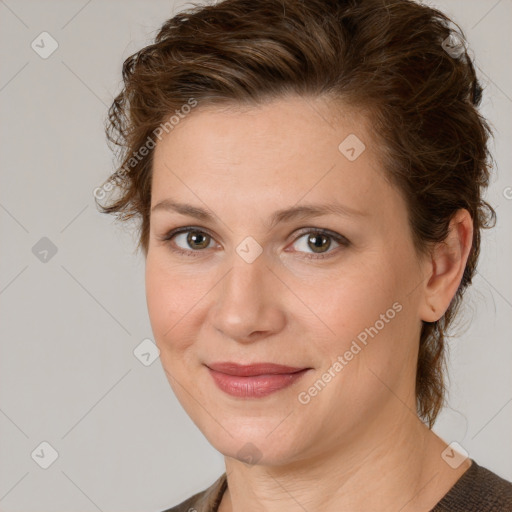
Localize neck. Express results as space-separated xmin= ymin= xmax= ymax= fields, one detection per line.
xmin=219 ymin=408 xmax=470 ymax=512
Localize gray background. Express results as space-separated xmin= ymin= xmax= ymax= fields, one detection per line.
xmin=0 ymin=0 xmax=511 ymax=510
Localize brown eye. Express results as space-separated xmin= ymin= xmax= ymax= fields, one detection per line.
xmin=306 ymin=233 xmax=331 ymax=253
xmin=172 ymin=230 xmax=213 ymax=251
xmin=160 ymin=227 xmax=216 ymax=257
xmin=290 ymin=229 xmax=349 ymax=260
xmin=184 ymin=230 xmax=211 ymax=250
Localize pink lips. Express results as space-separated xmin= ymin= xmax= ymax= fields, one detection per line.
xmin=206 ymin=362 xmax=310 ymax=398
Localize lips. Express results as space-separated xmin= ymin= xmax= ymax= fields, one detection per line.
xmin=205 ymin=362 xmax=311 ymax=398
xmin=206 ymin=362 xmax=308 ymax=377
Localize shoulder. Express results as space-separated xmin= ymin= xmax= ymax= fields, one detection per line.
xmin=159 ymin=473 xmax=227 ymax=512
xmin=431 ymin=459 xmax=512 ymax=512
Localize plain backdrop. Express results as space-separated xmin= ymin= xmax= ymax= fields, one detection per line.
xmin=0 ymin=0 xmax=511 ymax=510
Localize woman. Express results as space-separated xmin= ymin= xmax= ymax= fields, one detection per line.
xmin=97 ymin=0 xmax=512 ymax=510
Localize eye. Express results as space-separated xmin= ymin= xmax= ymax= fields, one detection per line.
xmin=288 ymin=228 xmax=349 ymax=260
xmin=159 ymin=227 xmax=216 ymax=257
xmin=158 ymin=226 xmax=350 ymax=260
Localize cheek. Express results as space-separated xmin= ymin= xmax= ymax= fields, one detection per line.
xmin=145 ymin=255 xmax=197 ymax=353
xmin=145 ymin=261 xmax=170 ymax=336
xmin=310 ymin=264 xmax=398 ymax=338
xmin=312 ymin=254 xmax=415 ymax=371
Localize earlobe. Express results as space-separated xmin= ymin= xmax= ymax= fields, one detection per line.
xmin=419 ymin=209 xmax=473 ymax=323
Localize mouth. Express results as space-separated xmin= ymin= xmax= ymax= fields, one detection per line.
xmin=205 ymin=362 xmax=312 ymax=398
xmin=206 ymin=361 xmax=309 ymax=376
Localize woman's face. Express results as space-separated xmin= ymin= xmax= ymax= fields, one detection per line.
xmin=146 ymin=95 xmax=430 ymax=465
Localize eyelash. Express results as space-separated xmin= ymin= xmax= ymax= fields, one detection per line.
xmin=158 ymin=226 xmax=350 ymax=260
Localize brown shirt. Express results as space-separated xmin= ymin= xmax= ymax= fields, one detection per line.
xmin=162 ymin=459 xmax=512 ymax=512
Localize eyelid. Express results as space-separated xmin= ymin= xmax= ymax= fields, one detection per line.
xmin=291 ymin=227 xmax=349 ymax=245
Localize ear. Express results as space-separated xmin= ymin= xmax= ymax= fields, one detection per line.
xmin=418 ymin=209 xmax=474 ymax=323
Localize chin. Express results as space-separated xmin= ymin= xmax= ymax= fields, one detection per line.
xmin=199 ymin=417 xmax=307 ymax=466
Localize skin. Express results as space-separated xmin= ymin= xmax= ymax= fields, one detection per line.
xmin=145 ymin=95 xmax=473 ymax=511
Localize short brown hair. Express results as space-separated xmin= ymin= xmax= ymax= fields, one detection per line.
xmin=97 ymin=0 xmax=496 ymax=427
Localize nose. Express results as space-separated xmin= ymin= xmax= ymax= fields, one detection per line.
xmin=209 ymin=256 xmax=286 ymax=344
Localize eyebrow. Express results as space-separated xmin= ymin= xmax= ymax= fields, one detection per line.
xmin=151 ymin=199 xmax=368 ymax=229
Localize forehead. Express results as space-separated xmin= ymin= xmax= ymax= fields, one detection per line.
xmin=150 ymin=95 xmax=402 ymax=225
